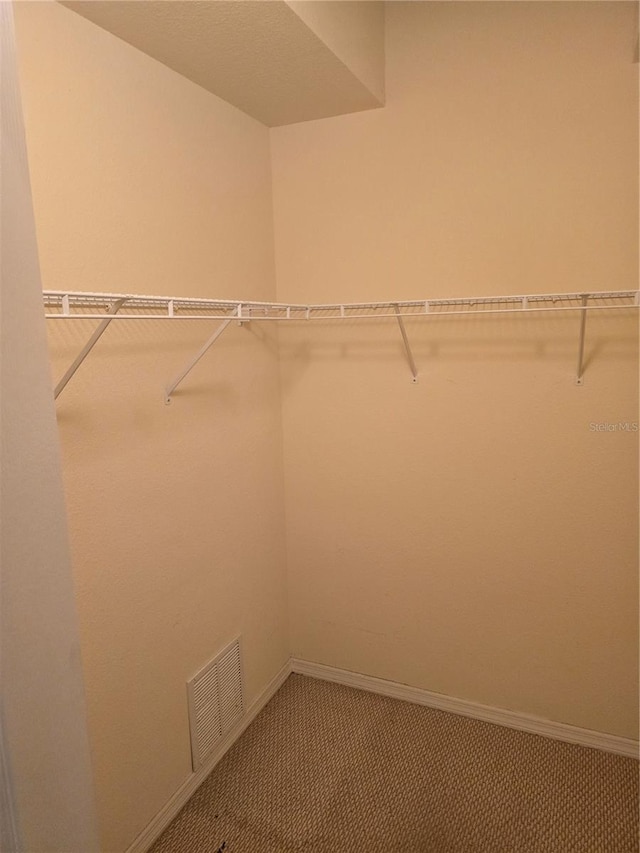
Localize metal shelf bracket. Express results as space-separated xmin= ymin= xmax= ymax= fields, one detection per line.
xmin=575 ymin=295 xmax=588 ymax=385
xmin=165 ymin=307 xmax=239 ymax=404
xmin=394 ymin=304 xmax=418 ymax=383
xmin=54 ymin=298 xmax=125 ymax=399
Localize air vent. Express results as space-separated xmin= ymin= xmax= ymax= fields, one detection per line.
xmin=187 ymin=638 xmax=244 ymax=770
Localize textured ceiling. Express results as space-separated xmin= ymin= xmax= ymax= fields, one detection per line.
xmin=61 ymin=1 xmax=384 ymax=126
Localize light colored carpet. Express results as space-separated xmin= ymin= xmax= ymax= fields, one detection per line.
xmin=150 ymin=674 xmax=639 ymax=852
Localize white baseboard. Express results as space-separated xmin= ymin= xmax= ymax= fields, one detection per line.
xmin=125 ymin=659 xmax=292 ymax=853
xmin=291 ymin=658 xmax=639 ymax=760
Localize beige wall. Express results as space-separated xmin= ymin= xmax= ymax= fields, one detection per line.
xmin=272 ymin=1 xmax=639 ymax=738
xmin=14 ymin=3 xmax=288 ymax=851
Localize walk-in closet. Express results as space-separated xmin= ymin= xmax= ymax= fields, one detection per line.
xmin=2 ymin=2 xmax=638 ymax=851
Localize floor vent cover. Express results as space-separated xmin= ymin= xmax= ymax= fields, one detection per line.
xmin=187 ymin=637 xmax=244 ymax=770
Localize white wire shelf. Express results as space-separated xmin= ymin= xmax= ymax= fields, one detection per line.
xmin=44 ymin=288 xmax=639 ymax=321
xmin=42 ymin=288 xmax=639 ymax=401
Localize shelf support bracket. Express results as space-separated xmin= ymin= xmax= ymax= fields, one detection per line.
xmin=165 ymin=308 xmax=239 ymax=404
xmin=54 ymin=298 xmax=125 ymax=399
xmin=575 ymin=295 xmax=588 ymax=385
xmin=394 ymin=305 xmax=418 ymax=383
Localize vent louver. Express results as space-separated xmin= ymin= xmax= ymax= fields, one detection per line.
xmin=187 ymin=638 xmax=244 ymax=770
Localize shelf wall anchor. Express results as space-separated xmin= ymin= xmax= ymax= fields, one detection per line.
xmin=165 ymin=307 xmax=239 ymax=404
xmin=394 ymin=304 xmax=419 ymax=384
xmin=54 ymin=298 xmax=125 ymax=399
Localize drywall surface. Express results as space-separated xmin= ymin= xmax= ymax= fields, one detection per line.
xmin=272 ymin=2 xmax=639 ymax=739
xmin=286 ymin=1 xmax=385 ymax=104
xmin=14 ymin=3 xmax=288 ymax=851
xmin=0 ymin=3 xmax=98 ymax=850
xmin=62 ymin=0 xmax=382 ymax=126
